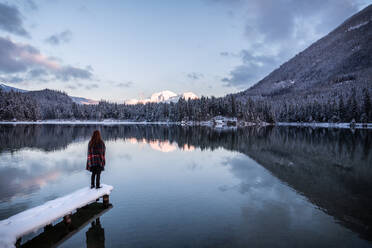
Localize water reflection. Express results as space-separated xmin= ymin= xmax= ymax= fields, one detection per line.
xmin=0 ymin=124 xmax=371 ymax=246
xmin=0 ymin=147 xmax=84 ymax=202
xmin=86 ymin=218 xmax=105 ymax=248
xmin=128 ymin=138 xmax=195 ymax=152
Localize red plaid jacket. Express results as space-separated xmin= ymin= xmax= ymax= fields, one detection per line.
xmin=86 ymin=142 xmax=106 ymax=171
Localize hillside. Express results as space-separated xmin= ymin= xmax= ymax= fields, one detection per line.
xmin=0 ymin=83 xmax=98 ymax=105
xmin=0 ymin=83 xmax=27 ymax=93
xmin=237 ymin=4 xmax=372 ymax=101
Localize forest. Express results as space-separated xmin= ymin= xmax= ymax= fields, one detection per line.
xmin=0 ymin=87 xmax=371 ymax=123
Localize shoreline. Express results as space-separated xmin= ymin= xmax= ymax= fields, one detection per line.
xmin=0 ymin=120 xmax=371 ymax=129
xmin=276 ymin=122 xmax=372 ymax=129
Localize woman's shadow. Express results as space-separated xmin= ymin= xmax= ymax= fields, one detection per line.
xmin=86 ymin=217 xmax=105 ymax=248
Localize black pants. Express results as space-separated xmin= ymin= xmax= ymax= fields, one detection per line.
xmin=91 ymin=167 xmax=102 ymax=187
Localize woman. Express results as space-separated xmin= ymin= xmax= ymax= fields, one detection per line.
xmin=86 ymin=130 xmax=106 ymax=189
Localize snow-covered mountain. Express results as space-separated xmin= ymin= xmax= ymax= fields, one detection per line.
xmin=236 ymin=4 xmax=372 ymax=101
xmin=126 ymin=90 xmax=198 ymax=104
xmin=0 ymin=83 xmax=27 ymax=93
xmin=0 ymin=83 xmax=98 ymax=105
xmin=70 ymin=96 xmax=99 ymax=105
xmin=150 ymin=90 xmax=178 ymax=103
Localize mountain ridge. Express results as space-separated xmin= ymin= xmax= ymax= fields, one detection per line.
xmin=0 ymin=83 xmax=98 ymax=105
xmin=236 ymin=4 xmax=372 ymax=101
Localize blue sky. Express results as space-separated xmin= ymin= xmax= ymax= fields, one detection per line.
xmin=0 ymin=0 xmax=370 ymax=102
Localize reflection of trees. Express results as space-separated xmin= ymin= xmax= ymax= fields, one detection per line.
xmin=234 ymin=127 xmax=372 ymax=241
xmin=0 ymin=125 xmax=94 ymax=153
xmin=1 ymin=124 xmax=372 ymax=240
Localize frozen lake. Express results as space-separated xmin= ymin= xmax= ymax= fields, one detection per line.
xmin=0 ymin=124 xmax=371 ymax=247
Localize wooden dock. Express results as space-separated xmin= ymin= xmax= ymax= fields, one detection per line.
xmin=21 ymin=202 xmax=112 ymax=248
xmin=0 ymin=184 xmax=113 ymax=248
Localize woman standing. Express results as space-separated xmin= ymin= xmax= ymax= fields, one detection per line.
xmin=86 ymin=130 xmax=106 ymax=189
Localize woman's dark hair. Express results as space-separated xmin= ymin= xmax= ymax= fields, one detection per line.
xmin=89 ymin=130 xmax=103 ymax=147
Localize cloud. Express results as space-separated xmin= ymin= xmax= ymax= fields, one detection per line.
xmin=45 ymin=30 xmax=72 ymax=46
xmin=222 ymin=50 xmax=278 ymax=87
xmin=0 ymin=36 xmax=92 ymax=83
xmin=28 ymin=68 xmax=47 ymax=78
xmin=214 ymin=0 xmax=363 ymax=88
xmin=0 ymin=2 xmax=29 ymax=37
xmin=116 ymin=81 xmax=133 ymax=88
xmin=56 ymin=66 xmax=92 ymax=81
xmin=187 ymin=72 xmax=204 ymax=80
xmin=25 ymin=0 xmax=38 ymax=11
xmin=85 ymin=83 xmax=98 ymax=90
xmin=220 ymin=51 xmax=230 ymax=57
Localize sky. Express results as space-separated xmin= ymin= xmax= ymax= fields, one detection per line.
xmin=0 ymin=0 xmax=370 ymax=102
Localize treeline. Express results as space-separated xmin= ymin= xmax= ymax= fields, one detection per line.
xmin=0 ymin=87 xmax=371 ymax=123
xmin=275 ymin=88 xmax=372 ymax=123
xmin=0 ymin=90 xmax=40 ymax=121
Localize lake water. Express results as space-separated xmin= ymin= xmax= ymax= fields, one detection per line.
xmin=0 ymin=124 xmax=371 ymax=248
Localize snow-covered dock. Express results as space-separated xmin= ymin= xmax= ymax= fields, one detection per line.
xmin=0 ymin=184 xmax=113 ymax=248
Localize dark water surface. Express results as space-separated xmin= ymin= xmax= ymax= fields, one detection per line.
xmin=0 ymin=124 xmax=371 ymax=248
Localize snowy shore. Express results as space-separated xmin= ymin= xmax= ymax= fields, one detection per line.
xmin=276 ymin=122 xmax=372 ymax=129
xmin=0 ymin=120 xmax=175 ymax=125
xmin=0 ymin=120 xmax=371 ymax=129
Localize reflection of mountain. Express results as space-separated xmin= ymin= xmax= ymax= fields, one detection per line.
xmin=0 ymin=124 xmax=371 ymax=240
xmin=235 ymin=127 xmax=372 ymax=241
xmin=128 ymin=138 xmax=195 ymax=152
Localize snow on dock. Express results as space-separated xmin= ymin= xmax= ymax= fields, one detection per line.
xmin=0 ymin=184 xmax=113 ymax=248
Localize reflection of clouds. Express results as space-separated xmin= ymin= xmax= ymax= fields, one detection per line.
xmin=187 ymin=162 xmax=202 ymax=171
xmin=0 ymin=144 xmax=86 ymax=202
xmin=22 ymin=171 xmax=61 ymax=188
xmin=127 ymin=138 xmax=195 ymax=153
xmin=117 ymin=153 xmax=132 ymax=161
xmin=0 ymin=202 xmax=30 ymax=220
xmin=222 ymin=155 xmax=365 ymax=247
xmin=0 ymin=167 xmax=61 ymax=202
xmin=222 ymin=156 xmax=277 ymax=195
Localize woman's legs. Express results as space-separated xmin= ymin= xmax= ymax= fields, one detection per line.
xmin=91 ymin=169 xmax=97 ymax=188
xmin=96 ymin=169 xmax=101 ymax=188
xmin=91 ymin=167 xmax=102 ymax=188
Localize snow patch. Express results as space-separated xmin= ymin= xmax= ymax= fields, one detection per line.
xmin=273 ymin=80 xmax=294 ymax=89
xmin=0 ymin=184 xmax=113 ymax=248
xmin=347 ymin=20 xmax=370 ymax=31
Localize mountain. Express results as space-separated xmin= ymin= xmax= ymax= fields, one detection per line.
xmin=236 ymin=4 xmax=372 ymax=101
xmin=0 ymin=83 xmax=98 ymax=105
xmin=150 ymin=90 xmax=178 ymax=103
xmin=70 ymin=96 xmax=99 ymax=105
xmin=126 ymin=90 xmax=198 ymax=104
xmin=0 ymin=83 xmax=27 ymax=93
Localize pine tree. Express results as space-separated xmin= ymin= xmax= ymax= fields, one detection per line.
xmin=362 ymin=88 xmax=371 ymax=122
xmin=347 ymin=88 xmax=358 ymax=122
xmin=338 ymin=95 xmax=346 ymax=122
